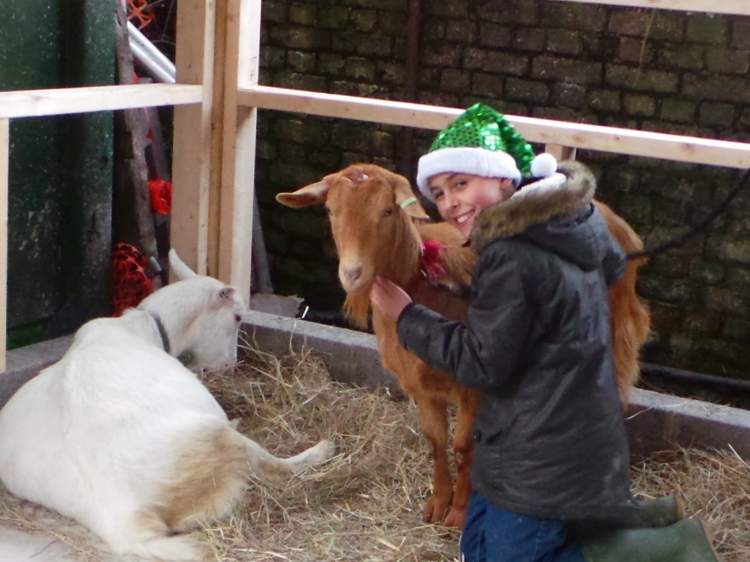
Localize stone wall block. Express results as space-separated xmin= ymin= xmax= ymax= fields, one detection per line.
xmin=722 ymin=317 xmax=750 ymax=343
xmin=732 ymin=21 xmax=750 ymax=49
xmin=423 ymin=44 xmax=463 ymax=68
xmin=341 ymin=0 xmax=403 ymax=10
xmin=657 ymin=44 xmax=705 ymax=70
xmin=289 ymin=4 xmax=317 ymax=26
xmin=689 ymin=258 xmax=726 ymax=285
xmin=424 ymin=1 xmax=468 ymax=18
xmin=478 ymin=23 xmax=510 ymax=48
xmin=376 ymin=61 xmax=405 ymax=85
xmin=317 ymin=53 xmax=346 ymax=76
xmin=605 ymin=65 xmax=679 ymax=93
xmin=269 ymin=26 xmax=330 ymax=50
xmin=623 ymin=93 xmax=656 ymax=116
xmin=587 ymin=89 xmax=621 ymax=112
xmin=263 ymin=46 xmax=287 ymax=70
xmin=639 ymin=276 xmax=695 ymax=304
xmin=705 ymin=48 xmax=750 ymax=75
xmin=288 ymin=50 xmax=317 ymax=73
xmin=263 ymin=1 xmax=287 ymax=24
xmin=318 ymin=7 xmax=350 ymax=30
xmin=686 ymin=14 xmax=729 ymax=45
xmin=506 ymin=78 xmax=549 ymax=104
xmin=683 ymin=310 xmax=721 ymax=335
xmin=379 ymin=12 xmax=407 ymax=37
xmin=475 ymin=0 xmax=539 ymax=25
xmin=546 ymin=29 xmax=582 ymax=56
xmin=683 ymin=73 xmax=750 ymax=103
xmin=660 ymin=99 xmax=697 ymax=123
xmin=354 ymin=35 xmax=393 ymax=57
xmin=464 ymin=48 xmax=528 ymax=75
xmin=272 ymin=71 xmax=328 ymax=92
xmin=699 ymin=102 xmax=736 ymax=128
xmin=540 ymin=3 xmax=606 ymax=32
xmin=330 ymin=81 xmax=379 ymax=97
xmin=532 ymin=56 xmax=602 ymax=85
xmin=351 ymin=9 xmax=377 ymax=32
xmin=608 ymin=10 xmax=684 ymax=41
xmin=344 ymin=58 xmax=375 ymax=81
xmin=471 ymin=72 xmax=504 ymax=97
xmin=440 ymin=68 xmax=472 ymax=93
xmin=707 ymin=236 xmax=750 ymax=264
xmin=448 ymin=21 xmax=478 ymax=44
xmin=618 ymin=37 xmax=654 ymax=64
xmin=551 ymin=83 xmax=586 ymax=108
xmin=514 ymin=28 xmax=545 ymax=52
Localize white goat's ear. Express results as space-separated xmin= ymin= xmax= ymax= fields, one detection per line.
xmin=169 ymin=249 xmax=198 ymax=281
xmin=276 ymin=178 xmax=329 ymax=208
xmin=218 ymin=286 xmax=236 ymax=304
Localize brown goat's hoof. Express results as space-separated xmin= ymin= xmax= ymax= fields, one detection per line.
xmin=423 ymin=495 xmax=451 ymax=524
xmin=442 ymin=507 xmax=466 ymax=530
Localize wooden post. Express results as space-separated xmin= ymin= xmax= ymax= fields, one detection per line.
xmin=545 ymin=144 xmax=577 ymax=162
xmin=218 ymin=0 xmax=261 ymax=299
xmin=170 ymin=0 xmax=216 ymax=276
xmin=0 ymin=120 xmax=9 ymax=372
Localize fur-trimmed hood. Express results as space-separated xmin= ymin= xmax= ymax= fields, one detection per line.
xmin=469 ymin=161 xmax=611 ymax=272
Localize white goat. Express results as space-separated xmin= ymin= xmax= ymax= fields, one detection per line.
xmin=0 ymin=250 xmax=335 ymax=561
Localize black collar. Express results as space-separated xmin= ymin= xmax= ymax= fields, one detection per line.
xmin=150 ymin=312 xmax=170 ymax=354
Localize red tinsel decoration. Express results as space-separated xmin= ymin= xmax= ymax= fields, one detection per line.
xmin=112 ymin=243 xmax=153 ymax=316
xmin=148 ymin=178 xmax=172 ymax=215
xmin=419 ymin=240 xmax=446 ymax=281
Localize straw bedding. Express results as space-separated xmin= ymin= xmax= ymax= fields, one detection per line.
xmin=0 ymin=340 xmax=747 ymax=561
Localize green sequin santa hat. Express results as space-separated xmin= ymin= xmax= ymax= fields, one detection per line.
xmin=416 ymin=103 xmax=558 ymax=201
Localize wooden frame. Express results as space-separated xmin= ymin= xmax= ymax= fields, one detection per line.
xmin=0 ymin=0 xmax=748 ymax=373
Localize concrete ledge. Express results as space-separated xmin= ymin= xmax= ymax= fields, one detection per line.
xmin=2 ymin=311 xmax=750 ymax=460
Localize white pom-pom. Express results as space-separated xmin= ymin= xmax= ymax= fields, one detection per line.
xmin=530 ymin=152 xmax=558 ymax=178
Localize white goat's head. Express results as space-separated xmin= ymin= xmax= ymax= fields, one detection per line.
xmin=137 ymin=250 xmax=247 ymax=371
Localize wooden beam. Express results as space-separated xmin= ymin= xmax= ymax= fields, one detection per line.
xmin=550 ymin=0 xmax=750 ymax=16
xmin=0 ymin=84 xmax=202 ymax=119
xmin=0 ymin=120 xmax=8 ymax=373
xmin=238 ymin=86 xmax=750 ymax=169
xmin=218 ymin=0 xmax=261 ymax=300
xmin=170 ymin=0 xmax=217 ymax=277
xmin=545 ymin=144 xmax=578 ymax=162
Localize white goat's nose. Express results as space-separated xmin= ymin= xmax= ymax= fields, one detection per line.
xmin=345 ymin=266 xmax=362 ymax=281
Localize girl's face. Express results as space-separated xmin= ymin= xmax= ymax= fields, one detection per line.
xmin=429 ymin=173 xmax=516 ymax=239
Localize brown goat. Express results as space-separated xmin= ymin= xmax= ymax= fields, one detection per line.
xmin=277 ymin=163 xmax=650 ymax=529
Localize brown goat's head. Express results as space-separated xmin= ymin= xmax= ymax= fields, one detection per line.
xmin=277 ymin=164 xmax=429 ymax=298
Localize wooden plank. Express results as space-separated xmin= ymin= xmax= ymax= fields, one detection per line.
xmin=0 ymin=84 xmax=202 ymax=119
xmin=545 ymin=144 xmax=577 ymax=162
xmin=551 ymin=0 xmax=750 ymax=16
xmin=207 ymin=0 xmax=229 ymax=278
xmin=218 ymin=0 xmax=261 ymax=299
xmin=238 ymin=86 xmax=750 ymax=169
xmin=0 ymin=120 xmax=8 ymax=373
xmin=170 ymin=0 xmax=216 ymax=277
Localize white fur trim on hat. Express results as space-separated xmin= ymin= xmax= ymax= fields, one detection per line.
xmin=416 ymin=147 xmax=522 ymax=201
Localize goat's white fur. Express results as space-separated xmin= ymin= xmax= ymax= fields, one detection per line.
xmin=0 ymin=250 xmax=334 ymax=561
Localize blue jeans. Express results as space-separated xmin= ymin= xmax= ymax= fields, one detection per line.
xmin=460 ymin=492 xmax=585 ymax=562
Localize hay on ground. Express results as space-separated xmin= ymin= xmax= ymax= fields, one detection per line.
xmin=0 ymin=340 xmax=748 ymax=561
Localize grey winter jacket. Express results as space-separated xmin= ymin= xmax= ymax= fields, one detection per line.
xmin=396 ymin=161 xmax=633 ymax=521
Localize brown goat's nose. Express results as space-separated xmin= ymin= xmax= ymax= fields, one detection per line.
xmin=344 ymin=266 xmax=363 ymax=282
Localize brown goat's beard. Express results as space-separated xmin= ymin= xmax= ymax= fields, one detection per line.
xmin=343 ymin=288 xmax=373 ymax=330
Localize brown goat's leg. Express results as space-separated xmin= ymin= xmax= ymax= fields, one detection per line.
xmin=416 ymin=395 xmax=453 ymax=524
xmin=443 ymin=390 xmax=480 ymax=530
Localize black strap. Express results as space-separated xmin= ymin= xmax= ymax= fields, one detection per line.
xmin=150 ymin=312 xmax=170 ymax=354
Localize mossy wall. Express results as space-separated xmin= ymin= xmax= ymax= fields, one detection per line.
xmin=0 ymin=0 xmax=114 ymax=347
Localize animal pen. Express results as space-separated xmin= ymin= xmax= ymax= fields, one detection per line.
xmin=1 ymin=0 xmax=750 ymax=559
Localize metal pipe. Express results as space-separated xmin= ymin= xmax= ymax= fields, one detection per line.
xmin=129 ymin=40 xmax=175 ymax=84
xmin=397 ymin=0 xmax=421 ymax=181
xmin=640 ymin=361 xmax=750 ymax=395
xmin=127 ymin=22 xmax=176 ymax=81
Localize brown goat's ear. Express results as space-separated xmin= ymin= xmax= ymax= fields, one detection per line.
xmin=276 ymin=180 xmax=329 ymax=208
xmin=388 ymin=170 xmax=430 ymax=220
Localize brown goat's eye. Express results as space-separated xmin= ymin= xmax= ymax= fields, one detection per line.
xmin=383 ymin=207 xmax=394 ymax=217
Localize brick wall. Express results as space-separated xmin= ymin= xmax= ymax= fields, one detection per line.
xmin=255 ymin=0 xmax=750 ymax=380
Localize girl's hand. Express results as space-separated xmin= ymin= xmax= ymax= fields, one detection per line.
xmin=370 ymin=277 xmax=412 ymax=320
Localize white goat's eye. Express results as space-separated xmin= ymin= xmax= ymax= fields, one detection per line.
xmin=234 ymin=314 xmax=242 ymax=323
